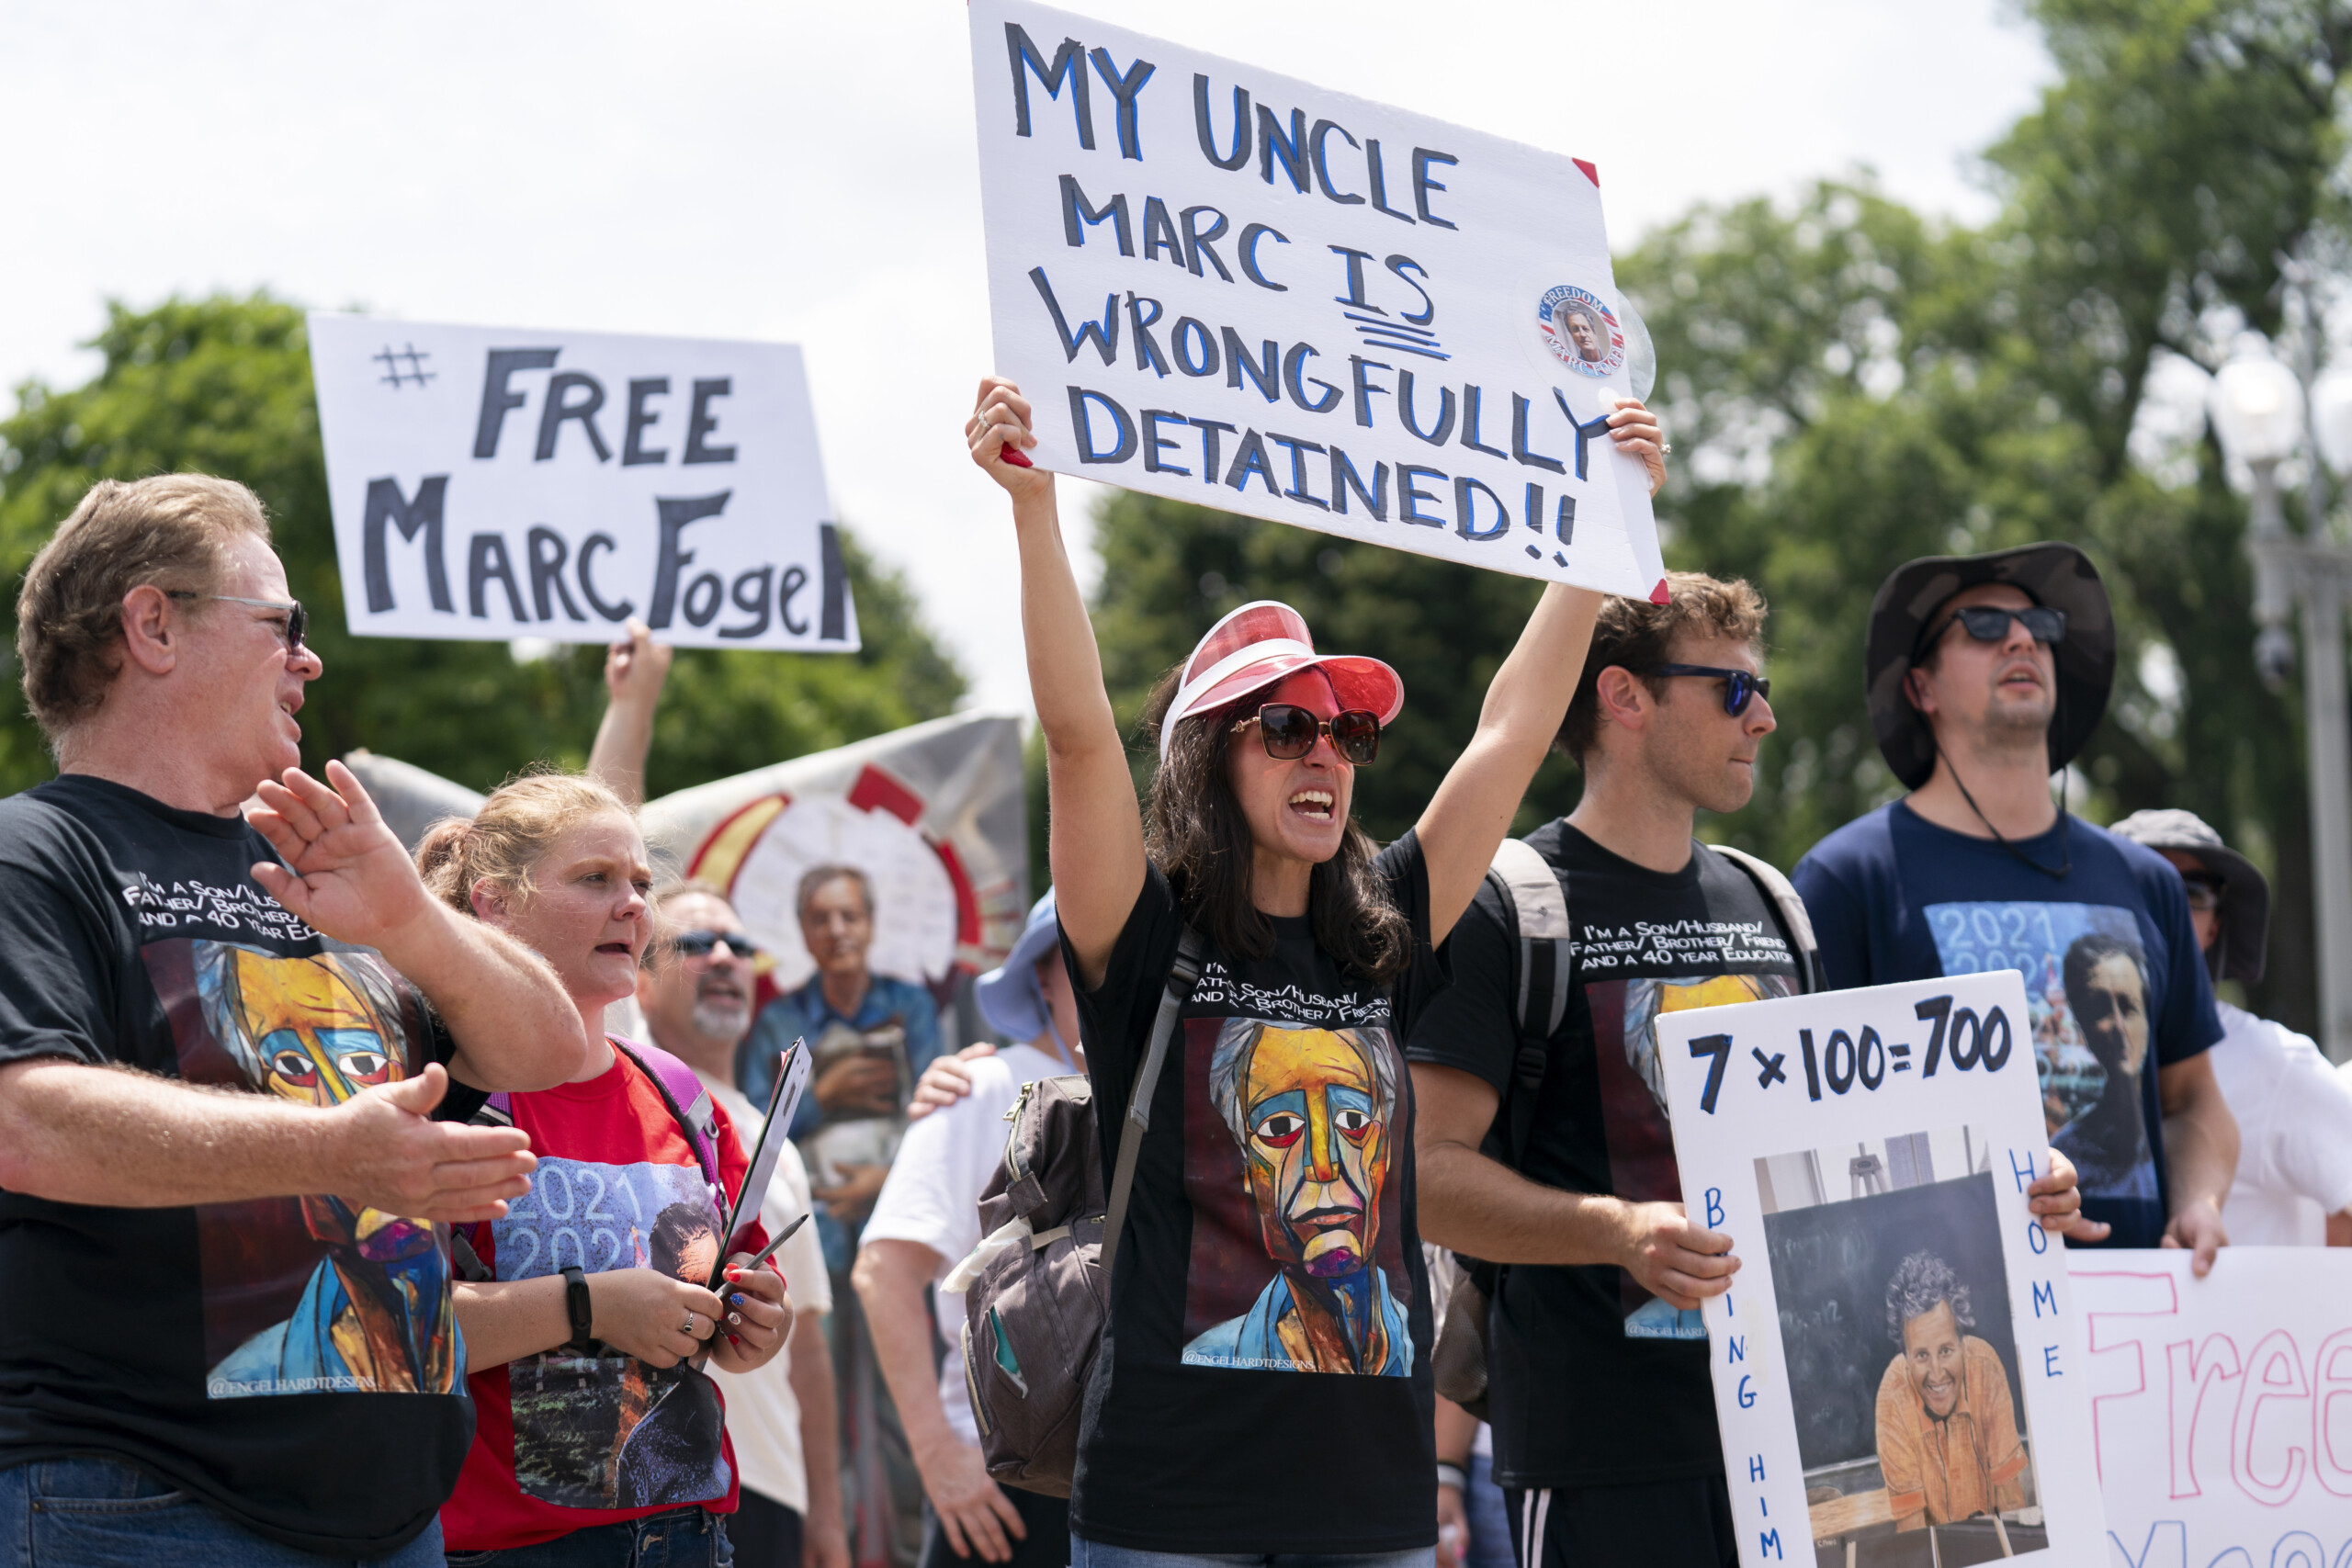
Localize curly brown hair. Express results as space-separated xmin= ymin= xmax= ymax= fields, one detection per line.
xmin=1555 ymin=571 xmax=1769 ymax=761
xmin=1137 ymin=665 xmax=1410 ymax=984
xmin=15 ymin=475 xmax=271 ymax=740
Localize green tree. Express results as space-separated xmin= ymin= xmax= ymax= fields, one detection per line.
xmin=0 ymin=293 xmax=966 ymax=800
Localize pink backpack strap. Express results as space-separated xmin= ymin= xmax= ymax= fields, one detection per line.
xmin=610 ymin=1035 xmax=726 ymax=1203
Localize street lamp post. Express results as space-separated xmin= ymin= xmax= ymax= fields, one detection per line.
xmin=2211 ymin=334 xmax=2352 ymax=1061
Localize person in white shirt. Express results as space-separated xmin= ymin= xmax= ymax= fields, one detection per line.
xmin=2113 ymin=809 xmax=2352 ymax=1246
xmin=638 ymin=881 xmax=850 ymax=1568
xmin=853 ymin=892 xmax=1080 ymax=1568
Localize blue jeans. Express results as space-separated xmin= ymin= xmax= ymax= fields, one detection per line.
xmin=1070 ymin=1539 xmax=1431 ymax=1568
xmin=1463 ymin=1456 xmax=1512 ymax=1568
xmin=0 ymin=1454 xmax=445 ymax=1566
xmin=443 ymin=1506 xmax=731 ymax=1568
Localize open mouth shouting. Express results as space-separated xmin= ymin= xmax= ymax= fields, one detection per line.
xmin=1288 ymin=788 xmax=1336 ymax=821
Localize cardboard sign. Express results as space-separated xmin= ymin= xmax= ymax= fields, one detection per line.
xmin=967 ymin=0 xmax=1667 ymax=600
xmin=309 ymin=313 xmax=858 ymax=650
xmin=1652 ymin=972 xmax=2109 ymax=1566
xmin=2073 ymin=1249 xmax=2352 ymax=1568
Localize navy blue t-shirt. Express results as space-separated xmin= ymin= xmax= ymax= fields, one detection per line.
xmin=1792 ymin=802 xmax=2221 ymax=1248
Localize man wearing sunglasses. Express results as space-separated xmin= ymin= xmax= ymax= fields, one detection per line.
xmin=2109 ymin=809 xmax=2352 ymax=1248
xmin=1793 ymin=544 xmax=2236 ymax=1275
xmin=0 ymin=475 xmax=580 ymax=1563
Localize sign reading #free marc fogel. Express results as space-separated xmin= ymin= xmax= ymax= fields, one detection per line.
xmin=309 ymin=313 xmax=858 ymax=650
xmin=968 ymin=0 xmax=1666 ymax=600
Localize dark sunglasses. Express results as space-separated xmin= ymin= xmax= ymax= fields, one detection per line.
xmin=1633 ymin=663 xmax=1771 ymax=717
xmin=2179 ymin=877 xmax=2225 ymax=913
xmin=1235 ymin=703 xmax=1383 ymax=764
xmin=167 ymin=591 xmax=308 ymax=654
xmin=1925 ymin=604 xmax=2068 ymax=653
xmin=669 ymin=929 xmax=765 ymax=961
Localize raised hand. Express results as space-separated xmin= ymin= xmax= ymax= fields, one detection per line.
xmin=326 ymin=1064 xmax=537 ymax=1224
xmin=967 ymin=377 xmax=1052 ymax=500
xmin=248 ymin=759 xmax=435 ymax=949
xmin=1607 ymin=397 xmax=1669 ymax=496
xmin=604 ymin=617 xmax=673 ymax=711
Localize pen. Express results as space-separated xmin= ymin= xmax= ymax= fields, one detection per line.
xmin=734 ymin=1211 xmax=811 ymax=1274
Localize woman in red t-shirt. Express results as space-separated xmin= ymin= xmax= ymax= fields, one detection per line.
xmin=418 ymin=773 xmax=792 ymax=1567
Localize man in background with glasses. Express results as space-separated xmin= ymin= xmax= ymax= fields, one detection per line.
xmin=2110 ymin=808 xmax=2352 ymax=1247
xmin=1792 ymin=544 xmax=2235 ymax=1271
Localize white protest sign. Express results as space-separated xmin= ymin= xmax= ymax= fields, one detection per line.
xmin=2071 ymin=1249 xmax=2352 ymax=1568
xmin=1652 ymin=972 xmax=2108 ymax=1566
xmin=967 ymin=0 xmax=1667 ymax=601
xmin=309 ymin=313 xmax=858 ymax=650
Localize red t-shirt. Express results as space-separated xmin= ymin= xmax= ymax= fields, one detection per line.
xmin=441 ymin=1043 xmax=772 ymax=1551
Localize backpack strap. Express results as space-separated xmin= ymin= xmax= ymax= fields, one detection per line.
xmin=610 ymin=1035 xmax=727 ymax=1209
xmin=1487 ymin=838 xmax=1573 ymax=1170
xmin=1710 ymin=844 xmax=1825 ymax=995
xmin=1102 ymin=927 xmax=1209 ymax=1282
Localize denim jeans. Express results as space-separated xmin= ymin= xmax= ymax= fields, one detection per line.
xmin=1 ymin=1454 xmax=446 ymax=1566
xmin=1070 ymin=1538 xmax=1431 ymax=1568
xmin=443 ymin=1506 xmax=731 ymax=1568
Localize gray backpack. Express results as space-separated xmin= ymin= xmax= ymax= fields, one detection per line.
xmin=946 ymin=930 xmax=1206 ymax=1496
xmin=1429 ymin=838 xmax=1820 ymax=1416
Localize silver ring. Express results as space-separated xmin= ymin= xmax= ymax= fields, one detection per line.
xmin=681 ymin=1311 xmax=696 ymax=1336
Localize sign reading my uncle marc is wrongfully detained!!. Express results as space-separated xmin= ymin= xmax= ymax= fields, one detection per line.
xmin=968 ymin=0 xmax=1668 ymax=601
xmin=308 ymin=313 xmax=858 ymax=651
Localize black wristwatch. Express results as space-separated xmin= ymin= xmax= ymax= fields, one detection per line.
xmin=560 ymin=1265 xmax=595 ymax=1355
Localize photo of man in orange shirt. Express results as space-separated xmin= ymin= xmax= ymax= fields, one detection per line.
xmin=1873 ymin=1250 xmax=2030 ymax=1530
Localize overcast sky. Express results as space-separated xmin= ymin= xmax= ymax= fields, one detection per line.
xmin=4 ymin=1 xmax=2052 ymax=715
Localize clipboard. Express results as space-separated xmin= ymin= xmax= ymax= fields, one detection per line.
xmin=713 ymin=1037 xmax=810 ymax=1282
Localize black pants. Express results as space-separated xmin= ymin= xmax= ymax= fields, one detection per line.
xmin=730 ymin=1489 xmax=806 ymax=1568
xmin=1503 ymin=1473 xmax=1736 ymax=1568
xmin=919 ymin=1487 xmax=1069 ymax=1568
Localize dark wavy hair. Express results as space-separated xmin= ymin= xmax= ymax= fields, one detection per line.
xmin=1136 ymin=662 xmax=1410 ymax=984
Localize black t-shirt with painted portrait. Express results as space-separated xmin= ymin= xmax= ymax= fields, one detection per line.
xmin=1062 ymin=834 xmax=1445 ymax=1554
xmin=1406 ymin=821 xmax=1802 ymax=1491
xmin=0 ymin=775 xmax=478 ymax=1554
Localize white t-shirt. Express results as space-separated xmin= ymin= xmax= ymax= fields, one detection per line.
xmin=2201 ymin=1001 xmax=2352 ymax=1246
xmin=698 ymin=1069 xmax=834 ymax=1514
xmin=860 ymin=1043 xmax=1072 ymax=1445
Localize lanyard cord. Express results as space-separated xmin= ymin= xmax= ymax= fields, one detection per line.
xmin=1944 ymin=756 xmax=2072 ymax=880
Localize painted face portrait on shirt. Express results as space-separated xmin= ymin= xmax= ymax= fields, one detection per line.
xmin=1214 ymin=1023 xmax=1393 ymax=1280
xmin=2063 ymin=932 xmax=2150 ymax=1080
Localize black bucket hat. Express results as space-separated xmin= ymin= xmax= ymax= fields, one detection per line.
xmin=2109 ymin=808 xmax=2270 ymax=987
xmin=1865 ymin=542 xmax=2117 ymax=791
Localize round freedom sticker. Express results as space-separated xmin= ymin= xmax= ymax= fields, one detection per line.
xmin=1538 ymin=286 xmax=1625 ymax=378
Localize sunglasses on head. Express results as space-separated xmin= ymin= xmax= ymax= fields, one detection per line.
xmin=1233 ymin=703 xmax=1383 ymax=764
xmin=1925 ymin=604 xmax=2068 ymax=653
xmin=168 ymin=591 xmax=308 ymax=654
xmin=1632 ymin=663 xmax=1771 ymax=717
xmin=669 ymin=929 xmax=765 ymax=961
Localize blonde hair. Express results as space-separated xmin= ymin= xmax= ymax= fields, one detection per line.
xmin=16 ymin=474 xmax=273 ymax=739
xmin=415 ymin=771 xmax=634 ymax=916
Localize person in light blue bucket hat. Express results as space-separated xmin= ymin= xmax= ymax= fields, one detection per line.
xmin=852 ymin=891 xmax=1080 ymax=1568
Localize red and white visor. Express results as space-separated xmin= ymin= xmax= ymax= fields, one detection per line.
xmin=1158 ymin=600 xmax=1405 ymax=763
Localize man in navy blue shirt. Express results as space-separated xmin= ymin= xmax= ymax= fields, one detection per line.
xmin=1792 ymin=543 xmax=2237 ymax=1268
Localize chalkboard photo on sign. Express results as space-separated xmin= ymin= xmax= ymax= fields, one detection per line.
xmin=1758 ymin=1125 xmax=2047 ymax=1562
